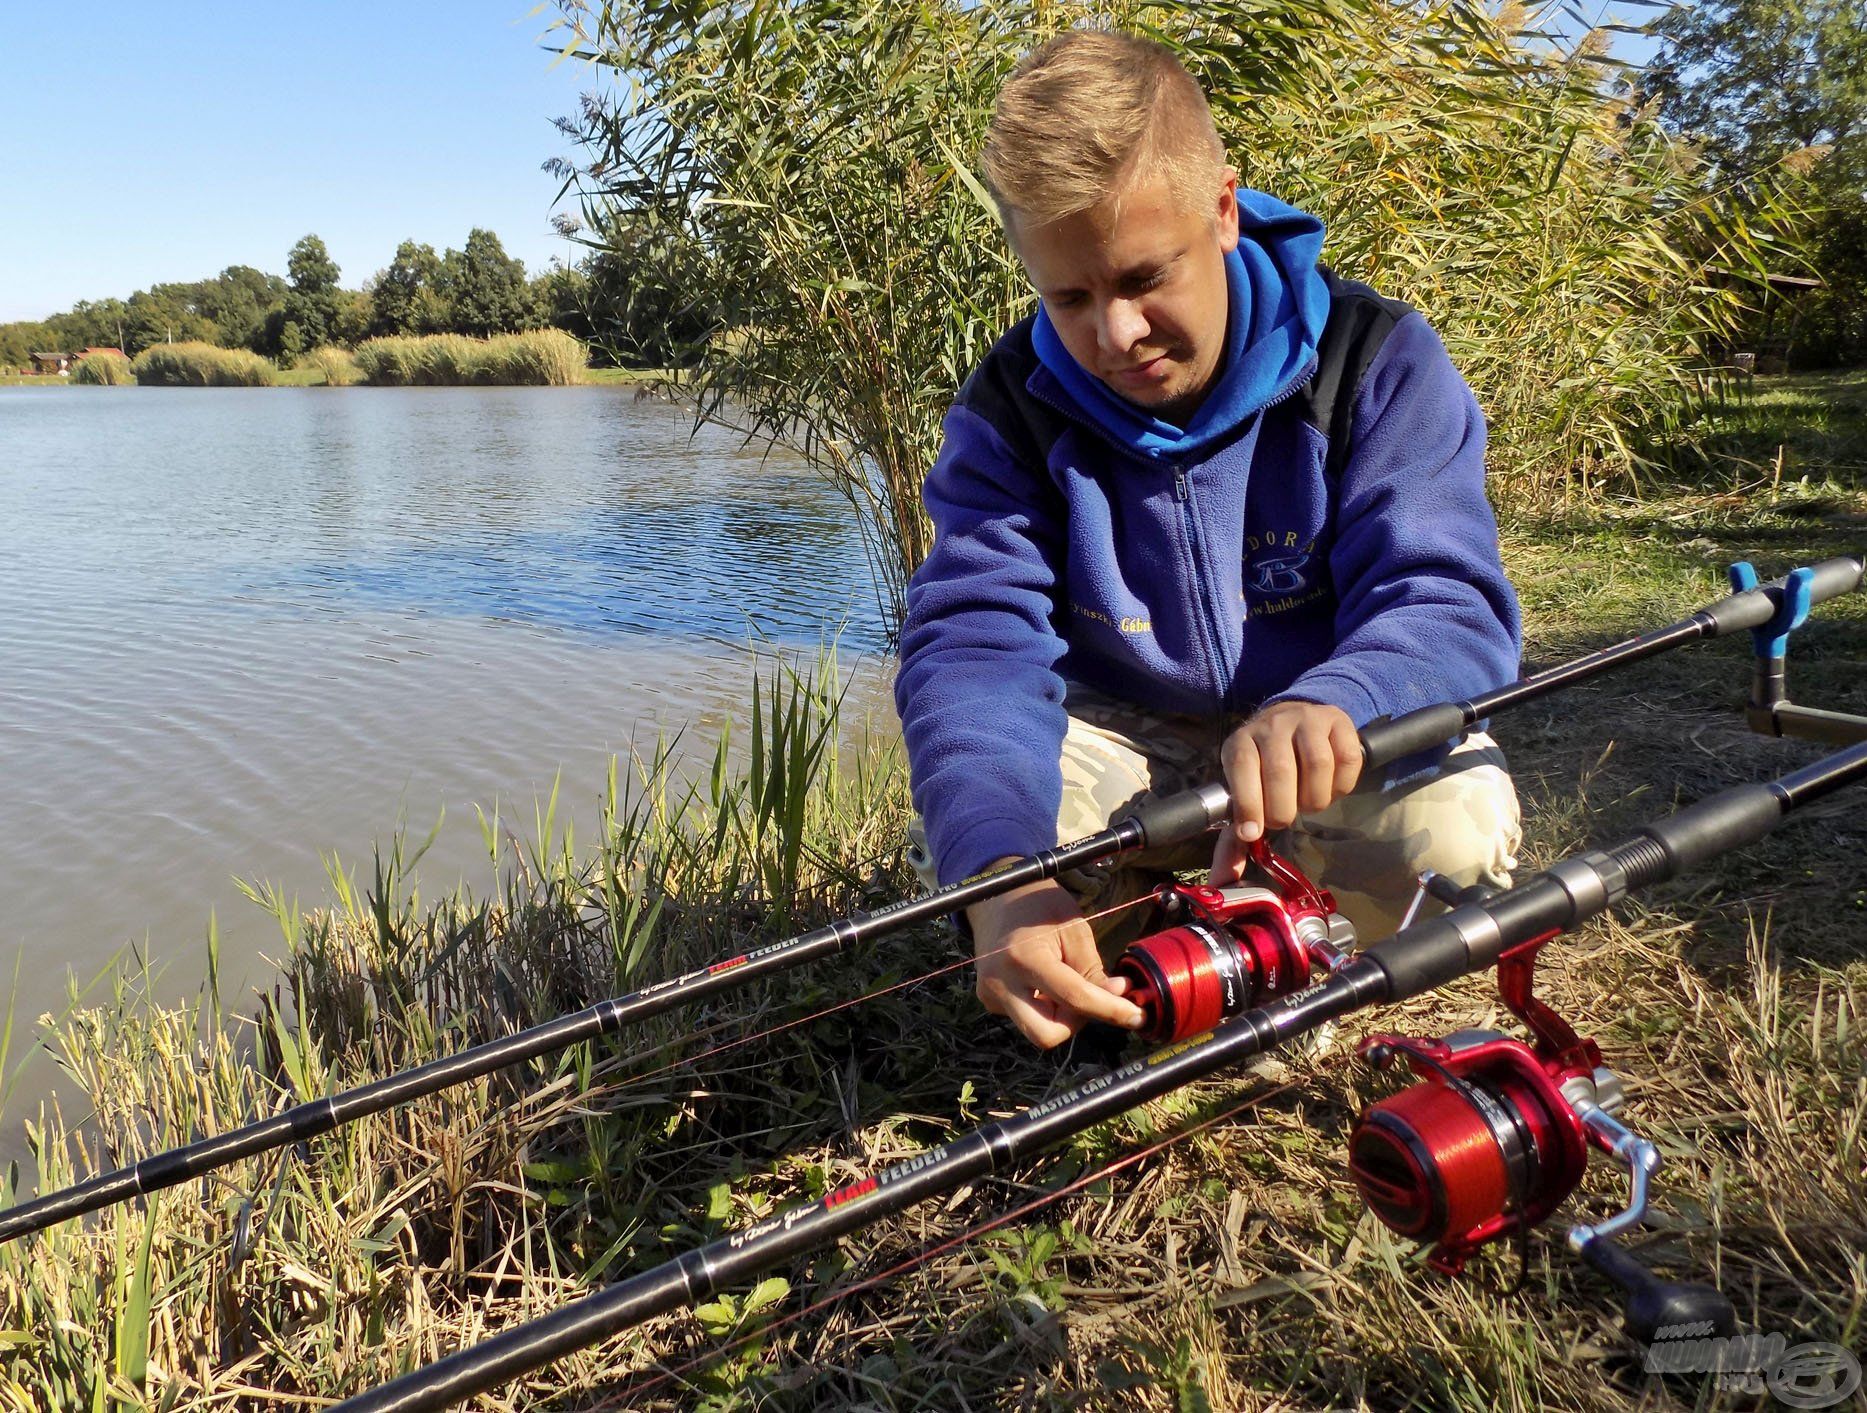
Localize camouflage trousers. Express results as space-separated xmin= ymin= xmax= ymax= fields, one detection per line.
xmin=909 ymin=681 xmax=1522 ymax=953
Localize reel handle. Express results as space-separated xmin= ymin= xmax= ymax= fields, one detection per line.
xmin=1577 ymin=1234 xmax=1737 ymax=1345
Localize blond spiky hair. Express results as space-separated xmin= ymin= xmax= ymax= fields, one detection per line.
xmin=981 ymin=29 xmax=1228 ymax=231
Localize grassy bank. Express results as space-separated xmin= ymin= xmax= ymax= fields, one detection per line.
xmin=1 ymin=386 xmax=1863 ymax=1409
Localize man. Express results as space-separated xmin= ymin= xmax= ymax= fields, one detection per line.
xmin=895 ymin=30 xmax=1523 ymax=1051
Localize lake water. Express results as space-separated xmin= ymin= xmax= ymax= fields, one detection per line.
xmin=0 ymin=385 xmax=888 ymax=1136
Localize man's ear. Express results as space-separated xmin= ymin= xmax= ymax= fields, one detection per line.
xmin=1215 ymin=168 xmax=1241 ymax=254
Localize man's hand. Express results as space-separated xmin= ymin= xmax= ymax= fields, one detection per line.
xmin=1211 ymin=701 xmax=1362 ymax=884
xmin=967 ymin=869 xmax=1147 ymax=1049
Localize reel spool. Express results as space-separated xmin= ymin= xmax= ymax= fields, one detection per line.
xmin=1113 ymin=842 xmax=1353 ymax=1044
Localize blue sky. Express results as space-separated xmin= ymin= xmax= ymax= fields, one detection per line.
xmin=0 ymin=4 xmax=1665 ymax=326
xmin=0 ymin=3 xmax=595 ymax=322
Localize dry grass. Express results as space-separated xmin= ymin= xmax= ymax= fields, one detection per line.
xmin=0 ymin=481 xmax=1863 ymax=1405
xmin=302 ymin=345 xmax=364 ymax=387
xmin=71 ymin=351 xmax=133 ymax=386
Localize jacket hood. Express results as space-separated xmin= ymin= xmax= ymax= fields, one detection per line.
xmin=1030 ymin=187 xmax=1331 ymax=459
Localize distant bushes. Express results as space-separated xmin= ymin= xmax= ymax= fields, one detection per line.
xmin=353 ymin=329 xmax=586 ymax=386
xmin=131 ymin=341 xmax=276 ymax=387
xmin=304 ymin=344 xmax=364 ymax=386
xmin=71 ymin=350 xmax=134 ymax=385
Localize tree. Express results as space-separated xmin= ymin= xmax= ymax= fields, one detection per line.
xmin=445 ymin=227 xmax=535 ymax=336
xmin=529 ymin=258 xmax=592 ymax=340
xmin=1650 ymin=0 xmax=1867 ymax=192
xmin=276 ymin=233 xmax=343 ymax=354
xmin=286 ymin=234 xmax=340 ymax=295
xmin=122 ymin=288 xmax=214 ymax=355
xmin=369 ymin=239 xmax=446 ymax=336
xmin=195 ymin=265 xmax=286 ymax=351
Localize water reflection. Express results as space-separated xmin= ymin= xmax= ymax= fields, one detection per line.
xmin=0 ymin=385 xmax=891 ymax=1146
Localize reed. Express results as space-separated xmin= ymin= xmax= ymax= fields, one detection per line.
xmin=129 ymin=341 xmax=277 ymax=387
xmin=352 ymin=329 xmax=587 ymax=386
xmin=70 ymin=350 xmax=133 ymax=386
xmin=552 ymin=0 xmax=1791 ymax=637
xmin=302 ymin=344 xmax=363 ymax=387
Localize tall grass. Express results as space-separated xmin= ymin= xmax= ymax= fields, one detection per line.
xmin=302 ymin=344 xmax=363 ymax=387
xmin=71 ymin=350 xmax=133 ymax=386
xmin=550 ymin=0 xmax=1793 ymax=636
xmin=353 ymin=329 xmax=587 ymax=386
xmin=130 ymin=341 xmax=276 ymax=387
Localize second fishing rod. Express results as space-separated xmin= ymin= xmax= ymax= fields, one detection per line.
xmin=1 ymin=552 xmax=1855 ymax=1245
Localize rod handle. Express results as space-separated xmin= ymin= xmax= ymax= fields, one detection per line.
xmin=1356 ymin=702 xmax=1470 ymax=772
xmin=1126 ymin=782 xmax=1232 ymax=848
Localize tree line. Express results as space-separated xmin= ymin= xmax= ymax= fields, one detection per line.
xmin=0 ymin=228 xmax=687 ymax=371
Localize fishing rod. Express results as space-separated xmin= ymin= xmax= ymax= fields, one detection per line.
xmin=337 ymin=737 xmax=1867 ymax=1413
xmin=1 ymin=554 xmax=1857 ymax=1244
xmin=1356 ymin=554 xmax=1865 ymax=768
xmin=0 ymin=784 xmax=1231 ymax=1245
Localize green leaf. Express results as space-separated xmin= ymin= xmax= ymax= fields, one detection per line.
xmin=706 ymin=1181 xmax=733 ymax=1223
xmin=694 ymin=1296 xmax=737 ymax=1335
xmin=742 ymin=1276 xmax=789 ymax=1315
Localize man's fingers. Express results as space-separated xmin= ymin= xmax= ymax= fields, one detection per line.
xmin=1331 ymin=713 xmax=1364 ymax=797
xmin=1296 ymin=720 xmax=1339 ymax=813
xmin=1030 ymin=952 xmax=1146 ymax=1030
xmin=1209 ymin=824 xmax=1248 ymax=884
xmin=1259 ymin=727 xmax=1301 ymax=831
xmin=1002 ymin=992 xmax=1076 ymax=1050
xmin=976 ymin=970 xmax=1011 ymax=1017
xmin=1224 ymin=730 xmax=1264 ymax=844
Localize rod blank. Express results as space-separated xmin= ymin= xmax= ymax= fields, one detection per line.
xmin=1358 ymin=554 xmax=1865 ymax=769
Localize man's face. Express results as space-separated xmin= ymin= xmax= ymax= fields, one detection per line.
xmin=1012 ymin=171 xmax=1239 ymax=426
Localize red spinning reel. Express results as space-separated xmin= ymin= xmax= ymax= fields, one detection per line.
xmin=1113 ymin=840 xmax=1354 ymax=1043
xmin=1348 ymin=929 xmax=1620 ymax=1270
xmin=1346 ymin=921 xmax=1736 ymax=1340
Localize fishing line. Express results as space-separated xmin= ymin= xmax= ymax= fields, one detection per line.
xmin=588 ymin=1080 xmax=1291 ymax=1411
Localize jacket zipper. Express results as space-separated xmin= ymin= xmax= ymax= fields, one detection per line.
xmin=1025 ymin=363 xmax=1322 ymax=714
xmin=1171 ymin=461 xmax=1231 ymax=711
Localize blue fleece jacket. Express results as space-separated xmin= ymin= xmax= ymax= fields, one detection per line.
xmin=895 ymin=190 xmax=1522 ymax=888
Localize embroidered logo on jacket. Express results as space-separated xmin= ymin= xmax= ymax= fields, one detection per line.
xmin=1243 ymin=529 xmax=1328 ymax=618
xmin=1249 ymin=552 xmax=1311 ymax=595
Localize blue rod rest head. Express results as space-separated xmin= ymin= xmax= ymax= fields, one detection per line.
xmin=1728 ymin=560 xmax=1814 ymax=660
